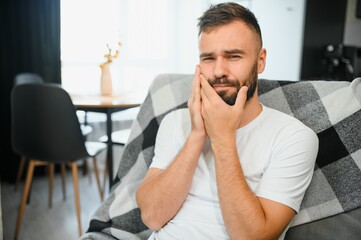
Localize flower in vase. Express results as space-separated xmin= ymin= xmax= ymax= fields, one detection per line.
xmin=100 ymin=41 xmax=122 ymax=68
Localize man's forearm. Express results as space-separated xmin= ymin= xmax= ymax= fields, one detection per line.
xmin=212 ymin=139 xmax=290 ymax=240
xmin=213 ymin=141 xmax=266 ymax=239
xmin=136 ymin=131 xmax=205 ymax=230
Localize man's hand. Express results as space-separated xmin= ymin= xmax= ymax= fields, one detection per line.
xmin=200 ymin=76 xmax=248 ymax=143
xmin=188 ymin=65 xmax=207 ymax=140
xmin=136 ymin=66 xmax=209 ymax=231
xmin=200 ymin=77 xmax=296 ymax=240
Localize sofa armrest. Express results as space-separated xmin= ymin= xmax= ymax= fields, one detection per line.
xmin=285 ymin=207 xmax=361 ymax=239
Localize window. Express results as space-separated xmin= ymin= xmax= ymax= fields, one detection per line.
xmin=61 ymin=0 xmax=209 ymax=96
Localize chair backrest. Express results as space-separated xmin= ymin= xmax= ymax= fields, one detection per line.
xmin=11 ymin=83 xmax=89 ymax=163
xmin=14 ymin=73 xmax=44 ymax=85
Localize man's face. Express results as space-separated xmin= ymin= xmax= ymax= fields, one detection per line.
xmin=198 ymin=20 xmax=265 ymax=105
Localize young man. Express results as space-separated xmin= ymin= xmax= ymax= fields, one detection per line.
xmin=136 ymin=3 xmax=318 ymax=240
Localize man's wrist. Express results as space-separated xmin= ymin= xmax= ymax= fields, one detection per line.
xmin=210 ymin=133 xmax=237 ymax=155
xmin=189 ymin=130 xmax=207 ymax=145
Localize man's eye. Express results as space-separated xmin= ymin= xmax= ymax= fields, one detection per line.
xmin=202 ymin=57 xmax=214 ymax=62
xmin=228 ymin=55 xmax=241 ymax=60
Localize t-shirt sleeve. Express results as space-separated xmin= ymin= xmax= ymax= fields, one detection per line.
xmin=255 ymin=124 xmax=319 ymax=213
xmin=149 ymin=110 xmax=186 ymax=170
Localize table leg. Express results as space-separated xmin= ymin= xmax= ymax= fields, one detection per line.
xmin=106 ymin=109 xmax=113 ymax=190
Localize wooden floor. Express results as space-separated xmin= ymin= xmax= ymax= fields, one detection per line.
xmin=2 ymin=145 xmax=125 ymax=240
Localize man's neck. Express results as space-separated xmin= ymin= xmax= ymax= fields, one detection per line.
xmin=237 ymin=94 xmax=262 ymax=129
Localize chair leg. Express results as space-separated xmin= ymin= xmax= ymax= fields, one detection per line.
xmin=15 ymin=157 xmax=34 ymax=204
xmin=70 ymin=162 xmax=83 ymax=236
xmin=92 ymin=157 xmax=103 ymax=201
xmin=26 ymin=179 xmax=33 ymax=205
xmin=14 ymin=156 xmax=26 ymax=191
xmin=82 ymin=159 xmax=88 ymax=177
xmin=47 ymin=163 xmax=54 ymax=208
xmin=102 ymin=160 xmax=109 ymax=198
xmin=84 ymin=159 xmax=92 ymax=183
xmin=14 ymin=160 xmax=36 ymax=239
xmin=60 ymin=163 xmax=67 ymax=201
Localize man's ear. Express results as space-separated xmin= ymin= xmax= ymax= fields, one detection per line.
xmin=257 ymin=48 xmax=267 ymax=74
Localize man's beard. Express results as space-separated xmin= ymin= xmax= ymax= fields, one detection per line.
xmin=208 ymin=62 xmax=258 ymax=106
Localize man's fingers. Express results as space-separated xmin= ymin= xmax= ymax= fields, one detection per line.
xmin=191 ymin=65 xmax=201 ymax=101
xmin=200 ymin=74 xmax=218 ymax=101
xmin=200 ymin=90 xmax=206 ymax=105
xmin=235 ymin=86 xmax=248 ymax=108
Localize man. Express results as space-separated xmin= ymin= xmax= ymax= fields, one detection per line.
xmin=136 ymin=3 xmax=318 ymax=240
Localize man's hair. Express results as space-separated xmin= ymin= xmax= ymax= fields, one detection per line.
xmin=198 ymin=2 xmax=262 ymax=47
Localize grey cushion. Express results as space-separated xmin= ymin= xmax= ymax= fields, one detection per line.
xmin=285 ymin=207 xmax=361 ymax=239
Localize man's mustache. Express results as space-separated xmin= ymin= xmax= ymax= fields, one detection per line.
xmin=208 ymin=77 xmax=241 ymax=88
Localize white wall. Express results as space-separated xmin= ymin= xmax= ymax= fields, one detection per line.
xmin=249 ymin=0 xmax=306 ymax=81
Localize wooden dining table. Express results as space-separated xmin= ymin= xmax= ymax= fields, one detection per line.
xmin=71 ymin=93 xmax=143 ymax=189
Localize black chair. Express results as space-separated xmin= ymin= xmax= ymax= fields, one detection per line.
xmin=11 ymin=83 xmax=106 ymax=238
xmin=14 ymin=72 xmax=44 ymax=85
xmin=14 ymin=73 xmax=65 ymax=194
xmin=13 ymin=73 xmax=93 ymax=204
xmin=14 ymin=73 xmax=72 ymax=205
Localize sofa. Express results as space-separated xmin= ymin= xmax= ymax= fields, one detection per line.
xmin=80 ymin=74 xmax=361 ymax=240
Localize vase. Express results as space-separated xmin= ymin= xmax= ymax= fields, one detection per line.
xmin=100 ymin=63 xmax=112 ymax=96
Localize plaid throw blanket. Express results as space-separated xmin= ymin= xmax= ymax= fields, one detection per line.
xmin=81 ymin=74 xmax=361 ymax=239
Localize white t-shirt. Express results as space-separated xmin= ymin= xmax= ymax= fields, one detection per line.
xmin=148 ymin=106 xmax=318 ymax=240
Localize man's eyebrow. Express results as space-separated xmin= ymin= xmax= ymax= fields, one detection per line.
xmin=224 ymin=49 xmax=246 ymax=55
xmin=199 ymin=49 xmax=246 ymax=58
xmin=199 ymin=52 xmax=213 ymax=58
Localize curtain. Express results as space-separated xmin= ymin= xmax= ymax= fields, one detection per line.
xmin=0 ymin=0 xmax=61 ymax=182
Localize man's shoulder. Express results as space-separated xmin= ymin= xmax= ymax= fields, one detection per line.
xmin=162 ymin=108 xmax=189 ymax=121
xmin=157 ymin=108 xmax=191 ymax=142
xmin=263 ymin=106 xmax=318 ymax=143
xmin=264 ymin=106 xmax=308 ymax=127
xmin=263 ymin=106 xmax=317 ymax=138
xmin=160 ymin=108 xmax=190 ymax=128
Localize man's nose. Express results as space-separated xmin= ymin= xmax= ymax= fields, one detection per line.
xmin=213 ymin=58 xmax=229 ymax=79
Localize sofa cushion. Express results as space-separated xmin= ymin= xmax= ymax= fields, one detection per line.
xmin=285 ymin=207 xmax=361 ymax=239
xmin=258 ymin=78 xmax=361 ymax=227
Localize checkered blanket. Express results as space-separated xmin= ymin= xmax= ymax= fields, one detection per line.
xmin=80 ymin=74 xmax=361 ymax=239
